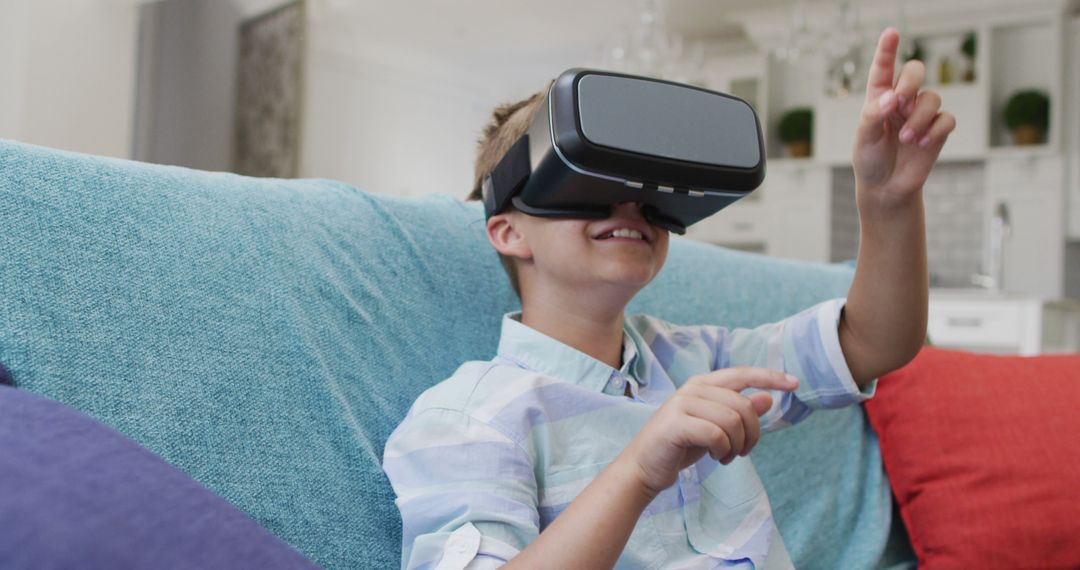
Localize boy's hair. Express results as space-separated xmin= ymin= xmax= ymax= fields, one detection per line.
xmin=467 ymin=85 xmax=550 ymax=299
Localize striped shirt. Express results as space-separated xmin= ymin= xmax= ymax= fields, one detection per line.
xmin=383 ymin=298 xmax=875 ymax=569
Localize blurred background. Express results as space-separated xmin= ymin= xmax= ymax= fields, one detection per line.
xmin=2 ymin=0 xmax=1078 ymax=353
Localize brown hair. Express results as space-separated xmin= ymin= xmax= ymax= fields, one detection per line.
xmin=466 ymin=85 xmax=549 ymax=299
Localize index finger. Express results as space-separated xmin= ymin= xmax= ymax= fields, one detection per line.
xmin=865 ymin=27 xmax=900 ymax=100
xmin=695 ymin=367 xmax=799 ymax=393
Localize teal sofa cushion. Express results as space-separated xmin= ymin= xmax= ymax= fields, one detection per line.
xmin=0 ymin=139 xmax=893 ymax=569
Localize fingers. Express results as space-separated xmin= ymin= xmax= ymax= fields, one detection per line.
xmin=859 ymin=59 xmax=929 ymax=143
xmin=917 ymin=111 xmax=957 ymax=150
xmin=693 ymin=367 xmax=799 ymax=394
xmin=677 ymin=415 xmax=732 ymax=463
xmin=747 ymin=391 xmax=773 ymax=416
xmin=865 ymin=27 xmax=901 ymax=96
xmin=664 ymin=369 xmax=797 ymax=467
xmin=681 ymin=372 xmax=789 ymax=461
xmin=681 ymin=391 xmax=756 ymax=462
xmin=893 ymin=59 xmax=927 ymax=115
xmin=898 ymin=90 xmax=941 ymax=145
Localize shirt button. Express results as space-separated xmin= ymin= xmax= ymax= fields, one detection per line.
xmin=450 ymin=539 xmax=468 ymax=554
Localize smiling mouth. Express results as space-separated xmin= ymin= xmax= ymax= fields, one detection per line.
xmin=594 ymin=228 xmax=647 ymax=242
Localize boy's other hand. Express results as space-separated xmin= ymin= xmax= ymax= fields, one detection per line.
xmin=618 ymin=368 xmax=799 ymax=498
xmin=854 ymin=27 xmax=956 ymax=213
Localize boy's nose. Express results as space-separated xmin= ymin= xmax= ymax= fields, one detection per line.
xmin=612 ymin=202 xmax=645 ymax=218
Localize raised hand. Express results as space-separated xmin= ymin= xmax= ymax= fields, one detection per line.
xmin=854 ymin=28 xmax=956 ymax=211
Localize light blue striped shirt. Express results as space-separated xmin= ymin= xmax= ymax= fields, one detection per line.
xmin=383 ymin=298 xmax=875 ymax=569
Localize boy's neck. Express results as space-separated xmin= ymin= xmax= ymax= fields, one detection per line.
xmin=519 ymin=290 xmax=629 ymax=370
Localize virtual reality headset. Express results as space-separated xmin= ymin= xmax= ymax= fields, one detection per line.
xmin=481 ymin=68 xmax=766 ymax=235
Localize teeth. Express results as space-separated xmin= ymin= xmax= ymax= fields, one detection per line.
xmin=611 ymin=228 xmax=644 ymax=240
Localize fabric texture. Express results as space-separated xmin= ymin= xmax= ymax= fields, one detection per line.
xmin=0 ymin=139 xmax=899 ymax=569
xmin=0 ymin=385 xmax=319 ymax=570
xmin=385 ymin=300 xmax=876 ymax=569
xmin=864 ymin=347 xmax=1080 ymax=569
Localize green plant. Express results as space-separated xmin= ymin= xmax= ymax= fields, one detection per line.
xmin=1003 ymin=90 xmax=1050 ymax=130
xmin=778 ymin=107 xmax=813 ymax=143
xmin=903 ymin=39 xmax=925 ymax=62
xmin=961 ymin=32 xmax=976 ymax=59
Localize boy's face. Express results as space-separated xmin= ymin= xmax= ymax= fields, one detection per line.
xmin=491 ymin=202 xmax=670 ymax=298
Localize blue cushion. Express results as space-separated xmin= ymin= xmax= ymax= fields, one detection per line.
xmin=0 ymin=139 xmax=894 ymax=568
xmin=0 ymin=385 xmax=318 ymax=569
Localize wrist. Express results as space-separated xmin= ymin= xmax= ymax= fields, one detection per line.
xmin=609 ymin=452 xmax=662 ymax=504
xmin=856 ymin=184 xmax=924 ymax=226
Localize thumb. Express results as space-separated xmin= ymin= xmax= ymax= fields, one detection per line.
xmin=749 ymin=391 xmax=773 ymax=416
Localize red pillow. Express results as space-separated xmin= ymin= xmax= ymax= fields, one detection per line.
xmin=864 ymin=347 xmax=1080 ymax=569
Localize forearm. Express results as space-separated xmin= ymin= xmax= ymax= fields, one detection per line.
xmin=504 ymin=455 xmax=654 ymax=570
xmin=841 ymin=190 xmax=928 ymax=385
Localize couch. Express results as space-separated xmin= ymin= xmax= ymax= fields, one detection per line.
xmin=4 ymin=139 xmax=1032 ymax=568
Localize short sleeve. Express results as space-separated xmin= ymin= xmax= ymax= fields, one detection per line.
xmin=383 ymin=407 xmax=539 ymax=569
xmin=701 ymin=298 xmax=876 ymax=433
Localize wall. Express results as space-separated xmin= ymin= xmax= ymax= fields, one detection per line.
xmin=134 ymin=0 xmax=241 ymax=172
xmin=298 ymin=46 xmax=581 ymax=198
xmin=828 ymin=168 xmax=860 ymax=263
xmin=299 ymin=51 xmax=495 ymax=197
xmin=0 ymin=0 xmax=138 ymax=159
xmin=924 ymin=163 xmax=987 ymax=288
xmin=1067 ymin=243 xmax=1080 ymax=300
xmin=298 ymin=3 xmax=609 ymax=198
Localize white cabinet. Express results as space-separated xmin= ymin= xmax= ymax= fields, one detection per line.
xmin=686 ymin=200 xmax=768 ymax=247
xmin=764 ymin=161 xmax=834 ymax=261
xmin=929 ymin=290 xmax=1080 ymax=354
xmin=984 ymin=153 xmax=1066 ymax=298
xmin=685 ymin=161 xmax=841 ymax=262
xmin=1067 ymin=17 xmax=1080 ymax=239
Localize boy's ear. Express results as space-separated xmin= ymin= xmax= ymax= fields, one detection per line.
xmin=486 ymin=213 xmax=533 ymax=260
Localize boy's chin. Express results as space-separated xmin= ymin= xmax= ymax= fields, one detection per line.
xmin=594 ymin=269 xmax=660 ymax=291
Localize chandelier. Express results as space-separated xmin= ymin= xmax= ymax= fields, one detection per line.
xmin=592 ymin=0 xmax=707 ymax=86
xmin=774 ymin=0 xmax=870 ymax=98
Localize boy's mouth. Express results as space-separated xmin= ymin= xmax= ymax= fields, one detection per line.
xmin=591 ymin=220 xmax=655 ymax=244
xmin=595 ymin=228 xmax=646 ymax=241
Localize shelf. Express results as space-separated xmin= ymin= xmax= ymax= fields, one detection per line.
xmin=812 ymin=82 xmax=988 ymax=165
xmin=985 ymin=144 xmax=1059 ymax=161
xmin=765 ymin=157 xmax=816 ymax=168
xmin=988 ymin=19 xmax=1060 ymax=148
xmin=904 ymin=29 xmax=979 ymax=88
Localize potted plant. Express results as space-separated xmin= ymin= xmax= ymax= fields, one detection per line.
xmin=903 ymin=39 xmax=925 ymax=63
xmin=1003 ymin=90 xmax=1050 ymax=145
xmin=778 ymin=107 xmax=813 ymax=158
xmin=961 ymin=31 xmax=976 ymax=82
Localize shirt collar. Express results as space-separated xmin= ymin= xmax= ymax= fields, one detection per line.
xmin=496 ymin=312 xmax=641 ymax=393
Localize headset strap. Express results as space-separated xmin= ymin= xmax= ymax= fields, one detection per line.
xmin=482 ymin=134 xmax=532 ymax=218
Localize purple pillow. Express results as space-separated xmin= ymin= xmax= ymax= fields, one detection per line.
xmin=0 ymin=385 xmax=319 ymax=569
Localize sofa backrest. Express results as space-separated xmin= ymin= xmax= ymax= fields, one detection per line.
xmin=0 ymin=140 xmax=891 ymax=569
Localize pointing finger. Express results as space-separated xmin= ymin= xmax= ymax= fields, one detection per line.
xmin=695 ymin=367 xmax=800 ymax=393
xmin=865 ymin=28 xmax=900 ymax=99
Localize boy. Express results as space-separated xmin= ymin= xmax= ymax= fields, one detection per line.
xmin=384 ymin=28 xmax=953 ymax=569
